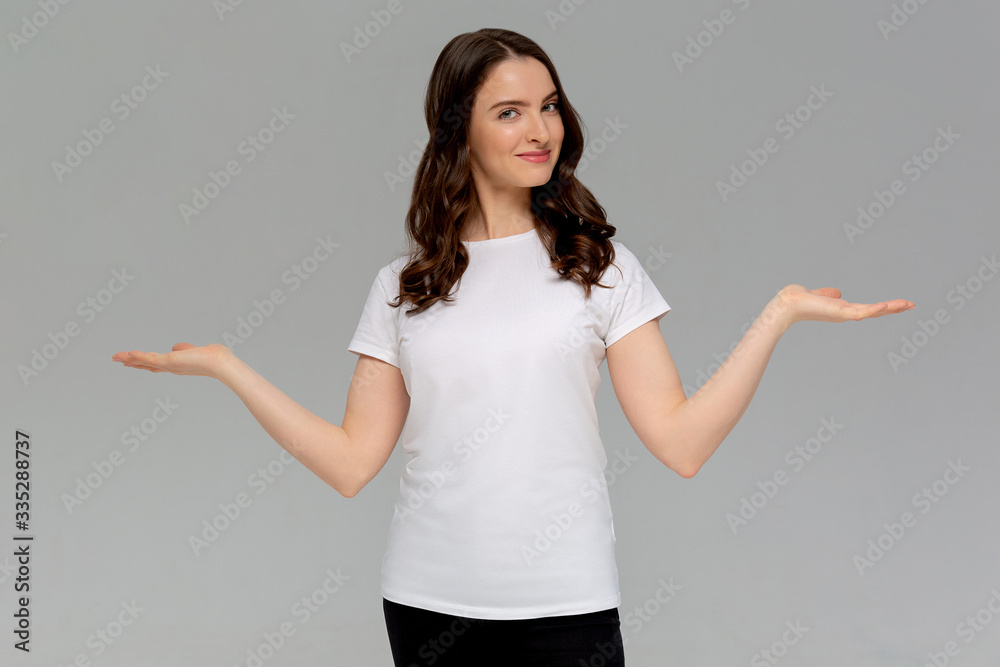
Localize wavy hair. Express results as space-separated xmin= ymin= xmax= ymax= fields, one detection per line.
xmin=390 ymin=28 xmax=619 ymax=315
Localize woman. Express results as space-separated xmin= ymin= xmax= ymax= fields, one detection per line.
xmin=112 ymin=28 xmax=913 ymax=666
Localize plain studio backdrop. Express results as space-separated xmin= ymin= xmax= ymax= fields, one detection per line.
xmin=2 ymin=1 xmax=998 ymax=665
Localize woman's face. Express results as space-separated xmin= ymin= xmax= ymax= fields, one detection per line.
xmin=466 ymin=57 xmax=564 ymax=196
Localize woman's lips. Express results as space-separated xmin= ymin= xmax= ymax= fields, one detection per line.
xmin=517 ymin=150 xmax=551 ymax=163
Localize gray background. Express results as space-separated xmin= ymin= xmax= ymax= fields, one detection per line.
xmin=2 ymin=0 xmax=998 ymax=665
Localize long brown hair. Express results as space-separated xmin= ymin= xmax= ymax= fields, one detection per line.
xmin=390 ymin=28 xmax=619 ymax=315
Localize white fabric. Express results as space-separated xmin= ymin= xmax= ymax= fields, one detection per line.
xmin=347 ymin=227 xmax=670 ymax=619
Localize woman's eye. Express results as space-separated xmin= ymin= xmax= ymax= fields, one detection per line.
xmin=498 ymin=102 xmax=559 ymax=121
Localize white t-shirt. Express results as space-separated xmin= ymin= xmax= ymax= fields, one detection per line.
xmin=348 ymin=226 xmax=670 ymax=620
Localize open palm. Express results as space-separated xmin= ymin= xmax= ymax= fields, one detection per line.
xmin=780 ymin=284 xmax=915 ymax=324
xmin=111 ymin=342 xmax=231 ymax=378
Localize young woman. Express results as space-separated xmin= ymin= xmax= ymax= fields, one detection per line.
xmin=112 ymin=28 xmax=913 ymax=667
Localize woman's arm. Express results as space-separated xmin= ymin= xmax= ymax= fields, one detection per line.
xmin=112 ymin=344 xmax=409 ymax=497
xmin=606 ymin=285 xmax=914 ymax=478
xmin=216 ymin=352 xmax=409 ymax=496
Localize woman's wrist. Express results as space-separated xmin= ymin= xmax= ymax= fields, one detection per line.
xmin=762 ymin=288 xmax=798 ymax=334
xmin=212 ymin=345 xmax=243 ymax=385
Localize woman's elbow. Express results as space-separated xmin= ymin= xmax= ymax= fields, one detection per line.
xmin=675 ymin=462 xmax=701 ymax=479
xmin=654 ymin=447 xmax=701 ymax=479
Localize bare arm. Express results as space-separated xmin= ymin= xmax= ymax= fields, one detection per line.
xmin=112 ymin=344 xmax=409 ymax=497
xmin=607 ymin=285 xmax=914 ymax=478
xmin=216 ymin=352 xmax=408 ymax=497
xmin=613 ymin=297 xmax=788 ymax=478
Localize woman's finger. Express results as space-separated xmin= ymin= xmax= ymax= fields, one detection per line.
xmin=112 ymin=343 xmax=227 ymax=378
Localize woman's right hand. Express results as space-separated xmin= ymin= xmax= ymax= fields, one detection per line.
xmin=111 ymin=343 xmax=233 ymax=379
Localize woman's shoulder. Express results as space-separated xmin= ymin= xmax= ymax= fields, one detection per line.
xmin=608 ymin=238 xmax=642 ymax=264
xmin=367 ymin=252 xmax=413 ymax=294
xmin=599 ymin=238 xmax=645 ymax=285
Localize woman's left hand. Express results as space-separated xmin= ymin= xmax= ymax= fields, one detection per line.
xmin=776 ymin=284 xmax=915 ymax=326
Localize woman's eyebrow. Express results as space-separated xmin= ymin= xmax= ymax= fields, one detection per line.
xmin=487 ymin=90 xmax=559 ymax=111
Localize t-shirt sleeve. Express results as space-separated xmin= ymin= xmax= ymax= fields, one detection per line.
xmin=347 ymin=269 xmax=401 ymax=368
xmin=603 ymin=242 xmax=671 ymax=347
